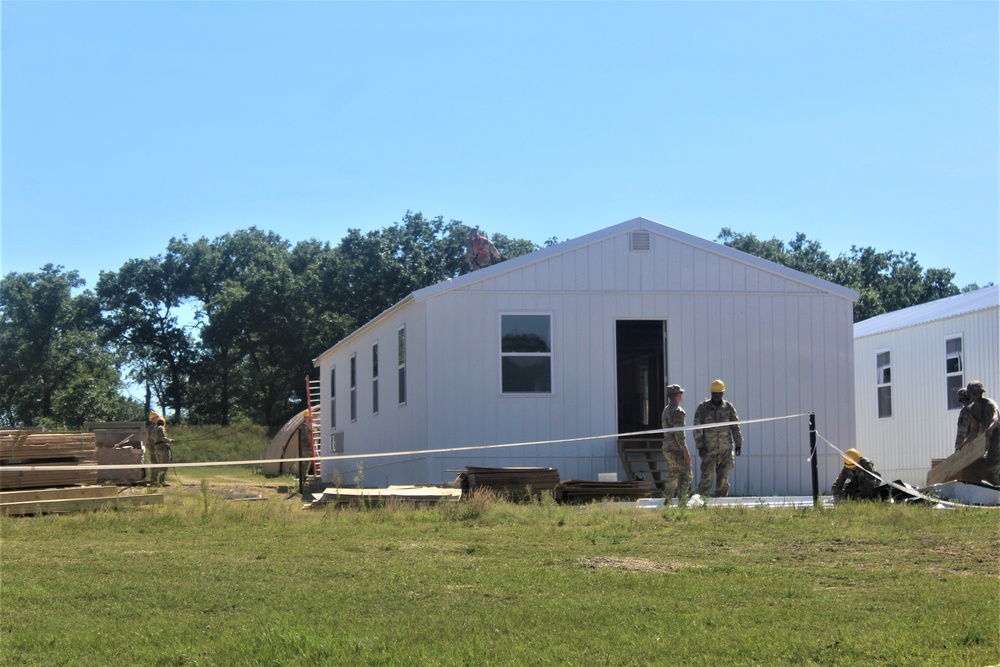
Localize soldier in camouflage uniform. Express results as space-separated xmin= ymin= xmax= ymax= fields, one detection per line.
xmin=832 ymin=448 xmax=881 ymax=501
xmin=693 ymin=379 xmax=744 ymax=497
xmin=966 ymin=381 xmax=1000 ymax=485
xmin=954 ymin=388 xmax=979 ymax=451
xmin=661 ymin=384 xmax=692 ymax=505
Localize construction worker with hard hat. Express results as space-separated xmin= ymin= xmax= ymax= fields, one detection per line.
xmin=693 ymin=379 xmax=744 ymax=497
xmin=661 ymin=384 xmax=693 ymax=506
xmin=831 ymin=448 xmax=882 ymax=502
xmin=147 ymin=412 xmax=174 ymax=486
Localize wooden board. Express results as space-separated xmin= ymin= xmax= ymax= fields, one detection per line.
xmin=926 ymin=433 xmax=989 ymax=485
xmin=0 ymin=493 xmax=163 ymax=516
xmin=0 ymin=485 xmax=117 ymax=504
xmin=0 ymin=432 xmax=97 ymax=463
xmin=0 ymin=465 xmax=99 ymax=491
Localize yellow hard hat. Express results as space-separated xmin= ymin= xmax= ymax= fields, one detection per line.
xmin=844 ymin=448 xmax=861 ymax=469
xmin=149 ymin=412 xmax=161 ymax=423
xmin=710 ymin=379 xmax=726 ymax=393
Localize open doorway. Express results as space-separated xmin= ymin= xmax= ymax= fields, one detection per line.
xmin=616 ymin=320 xmax=667 ymax=434
xmin=616 ymin=320 xmax=668 ymax=492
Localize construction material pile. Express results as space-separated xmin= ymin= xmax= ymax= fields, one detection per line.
xmin=0 ymin=430 xmax=99 ymax=490
xmin=554 ymin=479 xmax=654 ymax=503
xmin=457 ymin=466 xmax=561 ymax=499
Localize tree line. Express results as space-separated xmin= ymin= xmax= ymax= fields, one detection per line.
xmin=0 ymin=214 xmax=984 ymax=432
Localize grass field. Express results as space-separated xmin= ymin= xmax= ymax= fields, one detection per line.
xmin=1 ymin=427 xmax=997 ymax=666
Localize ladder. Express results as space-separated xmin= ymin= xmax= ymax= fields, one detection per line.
xmin=305 ymin=376 xmax=322 ymax=476
xmin=617 ymin=437 xmax=667 ymax=496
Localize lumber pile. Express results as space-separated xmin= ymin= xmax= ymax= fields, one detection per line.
xmin=0 ymin=431 xmax=98 ymax=490
xmin=0 ymin=485 xmax=163 ymax=516
xmin=457 ymin=466 xmax=560 ymax=499
xmin=554 ymin=479 xmax=655 ymax=503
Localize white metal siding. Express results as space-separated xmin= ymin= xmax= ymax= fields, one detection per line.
xmin=855 ymin=305 xmax=1000 ymax=486
xmin=315 ymin=223 xmax=856 ymax=495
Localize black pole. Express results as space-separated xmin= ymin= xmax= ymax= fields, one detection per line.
xmin=809 ymin=413 xmax=819 ymax=507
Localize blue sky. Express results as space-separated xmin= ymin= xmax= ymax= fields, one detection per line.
xmin=2 ymin=1 xmax=998 ymax=292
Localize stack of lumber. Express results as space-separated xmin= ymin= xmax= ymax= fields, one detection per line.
xmin=554 ymin=479 xmax=654 ymax=503
xmin=0 ymin=430 xmax=99 ymax=491
xmin=458 ymin=466 xmax=560 ymax=499
xmin=0 ymin=485 xmax=163 ymax=516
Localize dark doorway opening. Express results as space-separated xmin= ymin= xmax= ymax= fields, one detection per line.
xmin=616 ymin=320 xmax=667 ymax=434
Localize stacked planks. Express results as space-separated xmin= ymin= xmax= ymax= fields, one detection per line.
xmin=554 ymin=479 xmax=654 ymax=503
xmin=458 ymin=466 xmax=560 ymax=499
xmin=0 ymin=485 xmax=163 ymax=515
xmin=0 ymin=430 xmax=99 ymax=491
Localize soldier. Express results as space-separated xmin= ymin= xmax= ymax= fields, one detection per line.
xmin=954 ymin=388 xmax=979 ymax=451
xmin=465 ymin=228 xmax=501 ymax=271
xmin=965 ymin=381 xmax=999 ymax=485
xmin=661 ymin=384 xmax=692 ymax=506
xmin=693 ymin=379 xmax=744 ymax=497
xmin=832 ymin=448 xmax=882 ymax=501
xmin=147 ymin=412 xmax=173 ymax=486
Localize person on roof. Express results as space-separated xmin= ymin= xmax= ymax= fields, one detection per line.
xmin=465 ymin=228 xmax=501 ymax=271
xmin=831 ymin=448 xmax=882 ymax=502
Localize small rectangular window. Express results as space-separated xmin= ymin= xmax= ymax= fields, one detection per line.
xmin=372 ymin=342 xmax=379 ymax=415
xmin=329 ymin=367 xmax=336 ymax=430
xmin=946 ymin=336 xmax=964 ymax=410
xmin=501 ymin=314 xmax=552 ymax=394
xmin=398 ymin=325 xmax=407 ymax=406
xmin=350 ymin=355 xmax=357 ymax=422
xmin=876 ymin=350 xmax=892 ymax=419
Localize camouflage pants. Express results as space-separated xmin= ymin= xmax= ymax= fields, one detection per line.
xmin=696 ymin=444 xmax=734 ymax=497
xmin=662 ymin=443 xmax=692 ymax=503
xmin=148 ymin=443 xmax=172 ymax=485
xmin=987 ymin=431 xmax=1000 ymax=486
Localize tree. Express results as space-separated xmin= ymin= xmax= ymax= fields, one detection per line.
xmin=97 ymin=252 xmax=196 ymax=423
xmin=0 ymin=265 xmax=138 ymax=428
xmin=717 ymin=230 xmax=961 ymax=322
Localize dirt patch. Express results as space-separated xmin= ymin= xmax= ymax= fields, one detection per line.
xmin=580 ymin=556 xmax=701 ymax=574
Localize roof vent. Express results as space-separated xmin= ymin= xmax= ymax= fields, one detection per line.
xmin=630 ymin=230 xmax=651 ymax=252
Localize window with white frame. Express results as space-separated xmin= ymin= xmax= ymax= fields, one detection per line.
xmin=372 ymin=342 xmax=379 ymax=415
xmin=329 ymin=367 xmax=336 ymax=430
xmin=946 ymin=336 xmax=964 ymax=410
xmin=397 ymin=325 xmax=406 ymax=406
xmin=876 ymin=350 xmax=892 ymax=419
xmin=500 ymin=314 xmax=552 ymax=394
xmin=350 ymin=354 xmax=357 ymax=422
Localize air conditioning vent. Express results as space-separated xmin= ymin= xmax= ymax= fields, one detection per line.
xmin=631 ymin=231 xmax=651 ymax=252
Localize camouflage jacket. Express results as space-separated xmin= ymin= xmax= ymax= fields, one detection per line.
xmin=832 ymin=457 xmax=880 ymax=499
xmin=955 ymin=406 xmax=979 ymax=450
xmin=661 ymin=403 xmax=687 ymax=450
xmin=693 ymin=399 xmax=743 ymax=450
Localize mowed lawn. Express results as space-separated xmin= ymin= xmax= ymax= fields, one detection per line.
xmin=1 ymin=481 xmax=997 ymax=667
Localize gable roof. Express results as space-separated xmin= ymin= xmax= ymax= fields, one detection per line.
xmin=315 ymin=217 xmax=858 ymax=364
xmin=413 ymin=217 xmax=858 ymax=301
xmin=854 ymin=285 xmax=1000 ymax=338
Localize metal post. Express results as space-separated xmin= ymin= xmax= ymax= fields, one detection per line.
xmin=809 ymin=413 xmax=819 ymax=507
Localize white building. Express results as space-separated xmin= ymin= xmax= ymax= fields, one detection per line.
xmin=854 ymin=285 xmax=1000 ymax=486
xmin=313 ymin=217 xmax=858 ymax=496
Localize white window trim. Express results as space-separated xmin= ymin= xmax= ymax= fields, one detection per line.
xmin=329 ymin=365 xmax=336 ymax=431
xmin=350 ymin=353 xmax=357 ymax=423
xmin=397 ymin=324 xmax=407 ymax=407
xmin=876 ymin=348 xmax=892 ymax=420
xmin=499 ymin=311 xmax=554 ymax=396
xmin=945 ymin=334 xmax=964 ymax=410
xmin=372 ymin=340 xmax=380 ymax=416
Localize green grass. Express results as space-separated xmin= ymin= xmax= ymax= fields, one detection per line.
xmin=1 ymin=485 xmax=997 ymax=667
